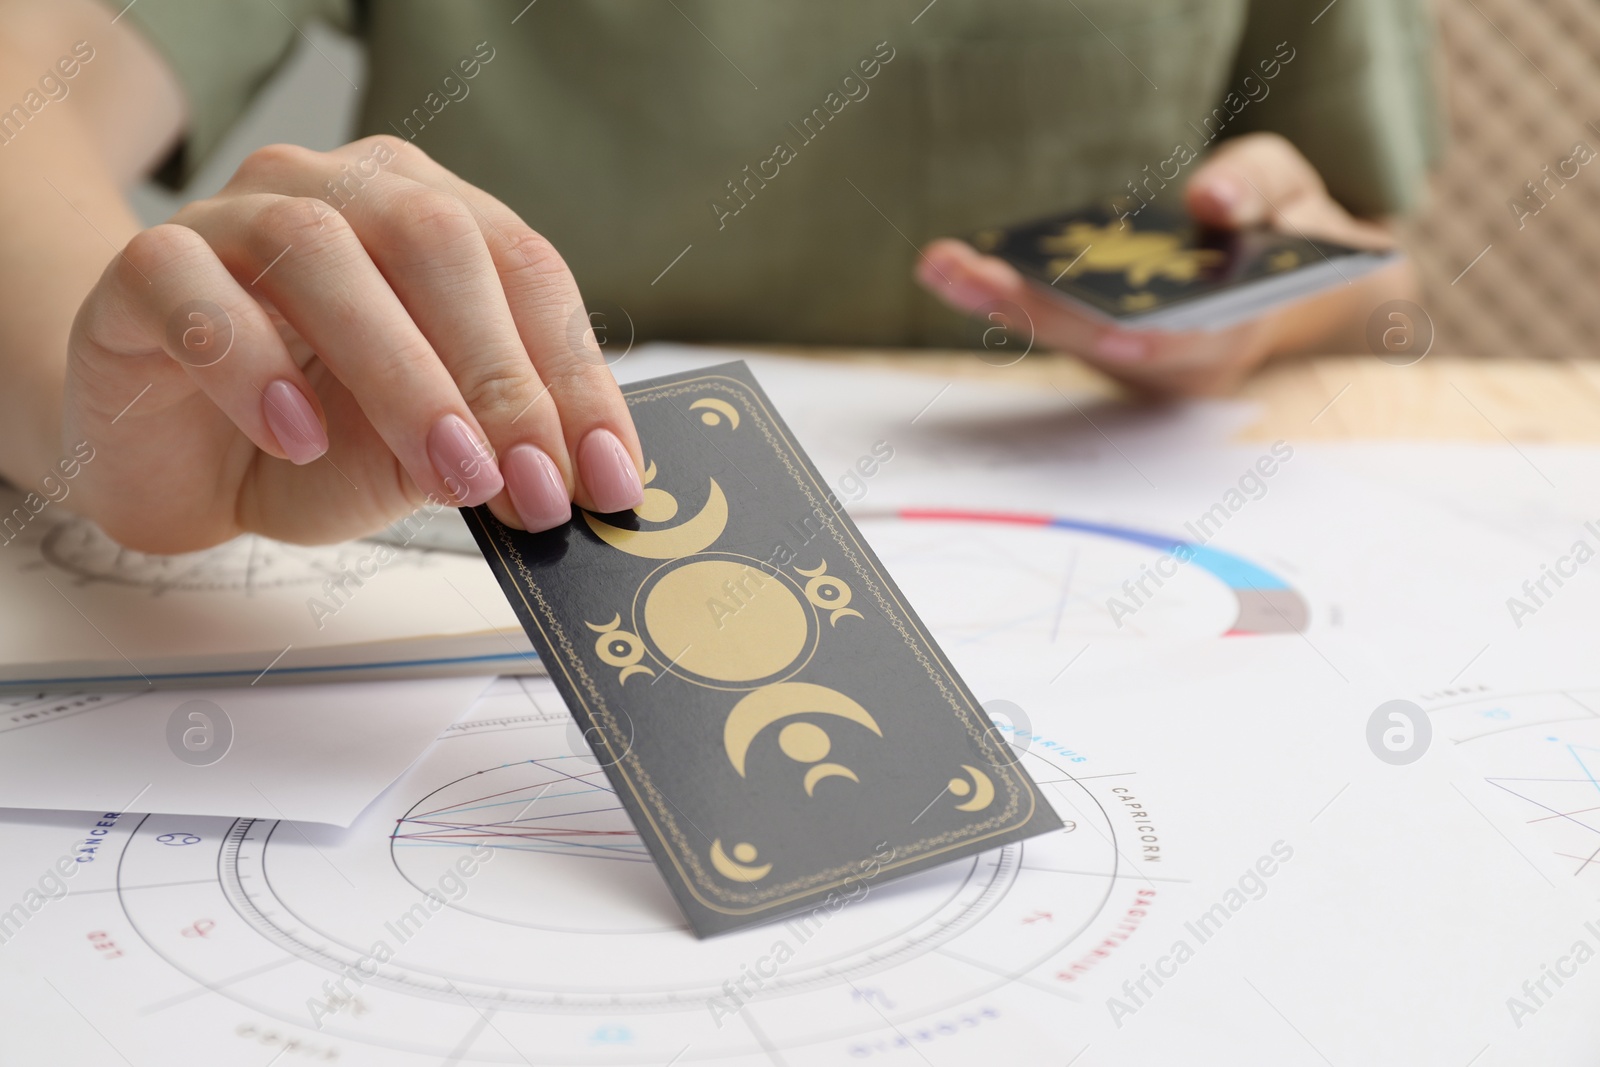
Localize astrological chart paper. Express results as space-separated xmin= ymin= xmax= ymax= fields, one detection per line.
xmin=465 ymin=361 xmax=1061 ymax=937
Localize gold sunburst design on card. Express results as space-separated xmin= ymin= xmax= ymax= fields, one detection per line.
xmin=1042 ymin=221 xmax=1225 ymax=287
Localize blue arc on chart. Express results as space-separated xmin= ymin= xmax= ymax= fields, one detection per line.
xmin=880 ymin=507 xmax=1310 ymax=636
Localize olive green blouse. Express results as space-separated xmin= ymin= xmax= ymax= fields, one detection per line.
xmin=116 ymin=0 xmax=1440 ymax=347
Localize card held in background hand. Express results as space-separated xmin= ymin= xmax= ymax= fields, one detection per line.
xmin=975 ymin=203 xmax=1399 ymax=332
xmin=465 ymin=361 xmax=1060 ymax=937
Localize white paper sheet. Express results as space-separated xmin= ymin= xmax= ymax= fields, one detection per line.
xmin=0 ymin=676 xmax=493 ymax=827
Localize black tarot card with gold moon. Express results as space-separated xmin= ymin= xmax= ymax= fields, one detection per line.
xmin=465 ymin=362 xmax=1061 ymax=937
xmin=974 ymin=204 xmax=1399 ymax=332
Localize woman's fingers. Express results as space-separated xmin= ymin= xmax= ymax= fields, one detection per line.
xmin=1185 ymin=132 xmax=1393 ymax=248
xmin=306 ymin=166 xmax=576 ymax=531
xmin=174 ymin=191 xmax=506 ymax=510
xmin=919 ymin=237 xmax=1143 ymax=363
xmin=1184 ymin=133 xmax=1320 ymax=229
xmin=331 ymin=137 xmax=644 ymax=516
xmin=74 ymin=222 xmax=329 ymax=465
xmin=218 ymin=137 xmax=643 ymax=526
xmin=474 ymin=214 xmax=646 ymax=517
xmin=915 ymin=238 xmax=1272 ymax=395
xmin=91 ymin=135 xmax=652 ymax=530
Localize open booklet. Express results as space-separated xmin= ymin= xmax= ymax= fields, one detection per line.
xmin=0 ymin=487 xmax=532 ymax=691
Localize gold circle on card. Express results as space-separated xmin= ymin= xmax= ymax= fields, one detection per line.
xmin=639 ymin=558 xmax=813 ymax=685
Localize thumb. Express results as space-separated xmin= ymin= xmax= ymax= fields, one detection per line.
xmin=1184 ymin=132 xmax=1325 ymax=229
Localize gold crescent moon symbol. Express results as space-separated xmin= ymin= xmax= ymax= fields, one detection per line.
xmin=689 ymin=397 xmax=740 ymax=429
xmin=723 ymin=682 xmax=881 ymax=776
xmin=710 ymin=839 xmax=771 ymax=881
xmin=950 ymin=764 xmax=996 ymax=812
xmin=802 ymin=762 xmax=859 ymax=796
xmin=635 ymin=457 xmax=676 ymax=521
xmin=635 ymin=487 xmax=678 ymax=523
xmin=582 ymin=478 xmax=728 ymax=559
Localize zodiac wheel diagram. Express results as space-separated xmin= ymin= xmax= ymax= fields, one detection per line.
xmin=111 ymin=716 xmax=1134 ymax=1063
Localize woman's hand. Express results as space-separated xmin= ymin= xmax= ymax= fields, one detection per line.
xmin=64 ymin=136 xmax=643 ymax=553
xmin=916 ymin=133 xmax=1415 ymax=396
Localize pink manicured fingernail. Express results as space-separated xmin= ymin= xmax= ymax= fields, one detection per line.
xmin=502 ymin=444 xmax=571 ymax=532
xmin=916 ymin=257 xmax=949 ymax=289
xmin=944 ymin=280 xmax=992 ymax=312
xmin=428 ymin=414 xmax=503 ymax=506
xmin=1206 ymin=177 xmax=1242 ymax=213
xmin=261 ymin=380 xmax=328 ymax=465
xmin=577 ymin=428 xmax=643 ymax=513
xmin=1094 ymin=333 xmax=1148 ymax=363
